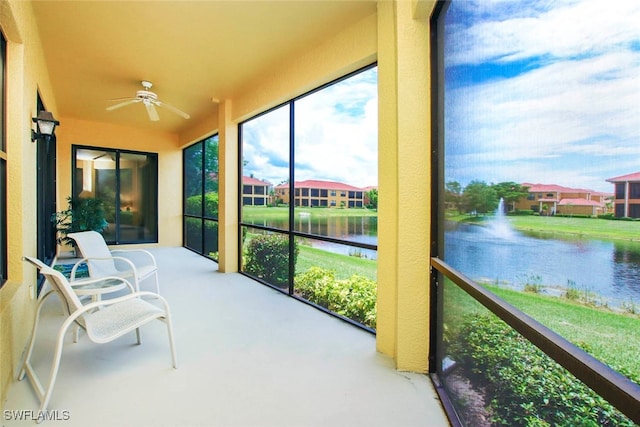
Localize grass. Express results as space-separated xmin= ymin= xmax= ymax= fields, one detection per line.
xmin=444 ymin=279 xmax=640 ymax=383
xmin=455 ymin=211 xmax=640 ymax=241
xmin=296 ymin=244 xmax=377 ymax=281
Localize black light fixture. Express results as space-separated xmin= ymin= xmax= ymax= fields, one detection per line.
xmin=31 ymin=110 xmax=60 ymax=142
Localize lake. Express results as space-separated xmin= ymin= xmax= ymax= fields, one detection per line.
xmin=244 ymin=214 xmax=379 ymax=259
xmin=445 ymin=220 xmax=640 ymax=306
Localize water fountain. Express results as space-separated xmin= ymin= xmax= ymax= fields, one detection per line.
xmin=487 ymin=197 xmax=515 ymax=239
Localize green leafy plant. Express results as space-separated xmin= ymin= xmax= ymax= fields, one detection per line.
xmin=295 ymin=266 xmax=377 ymax=328
xmin=244 ymin=233 xmax=297 ymax=288
xmin=448 ymin=313 xmax=634 ymax=426
xmin=185 ymin=192 xmax=219 ymax=217
xmin=51 ymin=196 xmax=108 ymax=246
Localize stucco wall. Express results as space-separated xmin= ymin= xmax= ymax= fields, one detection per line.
xmin=0 ymin=0 xmax=59 ymax=405
xmin=55 ymin=118 xmax=183 ymax=248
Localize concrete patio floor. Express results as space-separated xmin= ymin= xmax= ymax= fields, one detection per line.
xmin=3 ymin=247 xmax=449 ymax=427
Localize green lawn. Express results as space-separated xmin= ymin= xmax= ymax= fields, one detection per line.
xmin=296 ymin=244 xmax=377 ymax=281
xmin=444 ymin=280 xmax=640 ymax=384
xmin=455 ymin=212 xmax=640 ymax=241
xmin=493 ymin=285 xmax=640 ymax=383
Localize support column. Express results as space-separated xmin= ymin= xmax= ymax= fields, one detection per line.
xmin=376 ymin=0 xmax=434 ymax=372
xmin=218 ymin=99 xmax=239 ymax=273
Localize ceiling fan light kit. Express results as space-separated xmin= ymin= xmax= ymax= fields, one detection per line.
xmin=106 ymin=80 xmax=190 ymax=122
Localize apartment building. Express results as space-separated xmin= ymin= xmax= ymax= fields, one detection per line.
xmin=514 ymin=183 xmax=611 ymax=216
xmin=274 ymin=179 xmax=367 ymax=208
xmin=606 ymin=172 xmax=640 ymax=218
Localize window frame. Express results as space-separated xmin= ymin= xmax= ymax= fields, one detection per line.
xmin=71 ymin=145 xmax=159 ymax=245
xmin=0 ymin=32 xmax=7 ymax=287
xmin=429 ymin=1 xmax=640 ymax=424
xmin=182 ymin=134 xmax=219 ymax=260
xmin=238 ymin=63 xmax=378 ymax=331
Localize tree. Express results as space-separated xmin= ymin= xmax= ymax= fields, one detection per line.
xmin=445 ymin=181 xmax=463 ymax=212
xmin=184 ymin=135 xmax=219 ymax=197
xmin=461 ymin=180 xmax=498 ymax=216
xmin=491 ymin=182 xmax=530 ymax=212
xmin=366 ymin=188 xmax=378 ymax=209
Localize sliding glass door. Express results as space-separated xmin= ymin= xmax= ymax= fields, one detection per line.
xmin=73 ymin=146 xmax=158 ymax=244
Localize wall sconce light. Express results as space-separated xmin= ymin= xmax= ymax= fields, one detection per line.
xmin=31 ymin=110 xmax=60 ymax=142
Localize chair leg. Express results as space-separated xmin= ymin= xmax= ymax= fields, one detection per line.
xmin=135 ymin=327 xmax=141 ymax=345
xmin=37 ymin=317 xmax=75 ymax=417
xmin=154 ymin=271 xmax=160 ymax=294
xmin=18 ymin=291 xmax=55 ymax=381
xmin=165 ymin=317 xmax=178 ymax=369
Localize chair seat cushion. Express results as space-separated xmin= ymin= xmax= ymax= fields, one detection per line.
xmin=85 ymin=299 xmax=165 ymax=343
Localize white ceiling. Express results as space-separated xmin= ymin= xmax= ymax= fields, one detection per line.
xmin=32 ymin=1 xmax=377 ymax=135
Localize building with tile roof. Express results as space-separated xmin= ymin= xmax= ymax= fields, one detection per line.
xmin=242 ymin=176 xmax=272 ymax=206
xmin=275 ymin=179 xmax=368 ymax=208
xmin=606 ymin=172 xmax=640 ymax=218
xmin=513 ymin=183 xmax=611 ymax=216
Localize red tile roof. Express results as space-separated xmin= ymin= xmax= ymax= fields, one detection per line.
xmin=606 ymin=172 xmax=640 ymax=183
xmin=275 ymin=179 xmax=365 ymax=191
xmin=522 ymin=183 xmax=596 ymax=194
xmin=243 ymin=176 xmax=272 ymax=186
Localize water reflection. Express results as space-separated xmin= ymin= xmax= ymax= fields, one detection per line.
xmin=244 ymin=214 xmax=378 ymax=259
xmin=445 ymin=221 xmax=640 ymax=305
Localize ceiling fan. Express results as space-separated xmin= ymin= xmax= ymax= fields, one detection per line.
xmin=106 ymin=80 xmax=190 ymax=121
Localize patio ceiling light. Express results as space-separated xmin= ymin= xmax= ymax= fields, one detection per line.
xmin=31 ymin=110 xmax=60 ymax=142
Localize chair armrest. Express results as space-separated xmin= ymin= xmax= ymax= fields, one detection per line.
xmin=68 ymin=275 xmax=136 ymax=293
xmin=78 ymin=291 xmax=171 ymax=314
xmin=74 ymin=255 xmax=138 ymax=276
xmin=111 ymin=249 xmax=157 ymax=268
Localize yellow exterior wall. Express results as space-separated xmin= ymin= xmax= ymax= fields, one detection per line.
xmin=0 ymin=0 xmax=59 ymax=406
xmin=56 ymin=118 xmax=183 ymax=248
xmin=377 ymin=0 xmax=435 ymax=372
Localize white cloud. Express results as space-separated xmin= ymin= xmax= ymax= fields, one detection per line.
xmin=445 ymin=0 xmax=640 ymax=192
xmin=242 ymin=68 xmax=377 ymax=188
xmin=447 ymin=0 xmax=640 ymax=66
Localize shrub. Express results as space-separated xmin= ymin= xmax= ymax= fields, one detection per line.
xmin=449 ymin=313 xmax=634 ymax=426
xmin=295 ymin=266 xmax=377 ymax=328
xmin=52 ymin=196 xmax=108 ymax=246
xmin=244 ymin=233 xmax=297 ymax=288
xmin=185 ymin=192 xmax=219 ymax=217
xmin=597 ymin=213 xmax=616 ymax=220
xmin=512 ymin=209 xmax=535 ymax=216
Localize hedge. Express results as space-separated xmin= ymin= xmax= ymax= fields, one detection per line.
xmin=448 ymin=313 xmax=633 ymax=426
xmin=295 ymin=266 xmax=376 ymax=328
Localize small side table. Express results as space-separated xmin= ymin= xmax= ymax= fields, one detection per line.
xmin=70 ymin=276 xmax=131 ymax=302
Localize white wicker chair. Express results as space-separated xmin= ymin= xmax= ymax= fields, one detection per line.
xmin=21 ymin=256 xmax=177 ymax=419
xmin=67 ymin=230 xmax=160 ymax=293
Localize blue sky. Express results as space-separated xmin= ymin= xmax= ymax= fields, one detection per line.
xmin=444 ymin=0 xmax=640 ymax=192
xmin=242 ymin=67 xmax=378 ymax=189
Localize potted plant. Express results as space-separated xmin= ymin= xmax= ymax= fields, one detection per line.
xmin=52 ymin=196 xmax=108 ymax=247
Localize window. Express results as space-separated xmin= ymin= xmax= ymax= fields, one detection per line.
xmin=630 ymin=183 xmax=640 ymax=199
xmin=433 ymin=0 xmax=639 ymax=424
xmin=73 ymin=146 xmax=158 ymax=244
xmin=240 ymin=65 xmax=378 ymax=329
xmin=615 ymin=183 xmax=626 ymax=199
xmin=183 ymin=135 xmax=219 ymax=260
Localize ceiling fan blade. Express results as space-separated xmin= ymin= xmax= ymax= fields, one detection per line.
xmin=106 ymin=98 xmax=140 ymax=111
xmin=156 ymin=100 xmax=190 ymax=119
xmin=145 ymin=103 xmax=160 ymax=121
